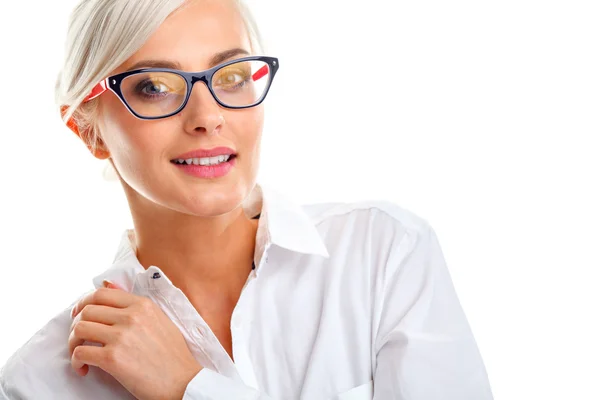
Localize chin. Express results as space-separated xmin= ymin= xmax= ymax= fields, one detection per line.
xmin=169 ymin=187 xmax=248 ymax=218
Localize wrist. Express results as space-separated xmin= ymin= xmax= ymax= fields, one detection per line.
xmin=172 ymin=361 xmax=203 ymax=400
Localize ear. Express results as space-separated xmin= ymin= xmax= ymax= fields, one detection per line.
xmin=61 ymin=105 xmax=111 ymax=160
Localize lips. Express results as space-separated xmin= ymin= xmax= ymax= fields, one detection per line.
xmin=171 ymin=153 xmax=236 ymax=178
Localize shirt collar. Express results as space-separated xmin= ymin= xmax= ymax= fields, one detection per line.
xmin=91 ymin=182 xmax=329 ymax=290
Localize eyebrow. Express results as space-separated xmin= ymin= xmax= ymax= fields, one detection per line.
xmin=127 ymin=48 xmax=250 ymax=71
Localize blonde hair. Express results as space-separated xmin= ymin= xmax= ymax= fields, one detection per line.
xmin=55 ymin=0 xmax=264 ymax=152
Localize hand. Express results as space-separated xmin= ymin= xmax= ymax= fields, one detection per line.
xmin=69 ymin=280 xmax=203 ymax=400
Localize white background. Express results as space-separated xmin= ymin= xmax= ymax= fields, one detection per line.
xmin=1 ymin=0 xmax=599 ymax=399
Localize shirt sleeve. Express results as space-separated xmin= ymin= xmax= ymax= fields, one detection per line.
xmin=183 ymin=368 xmax=274 ymax=400
xmin=0 ymin=381 xmax=9 ymax=400
xmin=372 ymin=221 xmax=494 ymax=399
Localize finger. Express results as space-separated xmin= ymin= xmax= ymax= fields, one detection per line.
xmin=68 ymin=320 xmax=113 ymax=362
xmin=71 ymin=287 xmax=133 ymax=319
xmin=69 ymin=304 xmax=124 ymax=333
xmin=71 ymin=344 xmax=104 ymax=375
xmin=75 ymin=363 xmax=89 ymax=376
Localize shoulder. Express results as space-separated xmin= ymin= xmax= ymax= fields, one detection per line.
xmin=301 ymin=199 xmax=442 ymax=288
xmin=302 ymin=199 xmax=433 ymax=239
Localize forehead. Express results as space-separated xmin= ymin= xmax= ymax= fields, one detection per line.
xmin=120 ymin=0 xmax=252 ymax=72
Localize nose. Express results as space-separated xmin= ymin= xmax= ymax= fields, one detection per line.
xmin=181 ymin=80 xmax=224 ymax=135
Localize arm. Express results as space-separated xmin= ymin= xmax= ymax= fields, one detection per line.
xmin=372 ymin=222 xmax=494 ymax=399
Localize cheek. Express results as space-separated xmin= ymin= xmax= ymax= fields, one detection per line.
xmin=238 ymin=109 xmax=264 ymax=168
xmin=97 ymin=97 xmax=172 ymax=176
xmin=239 ymin=106 xmax=264 ymax=152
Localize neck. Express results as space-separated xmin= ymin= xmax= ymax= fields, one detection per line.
xmin=126 ymin=195 xmax=259 ymax=292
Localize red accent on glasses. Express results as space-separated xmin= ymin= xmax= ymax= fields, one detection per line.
xmin=83 ymin=78 xmax=109 ymax=103
xmin=252 ymin=65 xmax=269 ymax=82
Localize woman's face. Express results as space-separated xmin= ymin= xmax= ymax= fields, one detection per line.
xmin=96 ymin=0 xmax=264 ymax=217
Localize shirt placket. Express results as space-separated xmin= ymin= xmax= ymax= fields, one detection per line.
xmin=132 ymin=267 xmax=227 ymax=375
xmin=232 ymin=242 xmax=271 ymax=388
xmin=230 ymin=272 xmax=259 ymax=389
xmin=133 ymin=264 xmax=264 ymax=386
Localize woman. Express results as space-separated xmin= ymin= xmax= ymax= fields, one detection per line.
xmin=0 ymin=0 xmax=493 ymax=398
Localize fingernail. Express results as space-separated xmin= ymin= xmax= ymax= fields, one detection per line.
xmin=102 ymin=279 xmax=113 ymax=288
xmin=70 ymin=307 xmax=76 ymax=318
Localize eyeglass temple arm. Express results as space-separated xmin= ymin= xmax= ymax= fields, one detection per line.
xmin=83 ymin=78 xmax=110 ymax=103
xmin=252 ymin=65 xmax=269 ymax=81
xmin=83 ymin=65 xmax=270 ymax=103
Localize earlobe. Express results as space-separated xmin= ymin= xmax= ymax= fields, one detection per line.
xmin=85 ymin=134 xmax=111 ymax=160
xmin=88 ymin=143 xmax=111 ymax=160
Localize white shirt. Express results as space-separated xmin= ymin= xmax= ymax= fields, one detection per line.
xmin=0 ymin=183 xmax=493 ymax=399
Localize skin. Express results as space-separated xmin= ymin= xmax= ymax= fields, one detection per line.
xmin=69 ymin=281 xmax=203 ymax=400
xmin=65 ymin=0 xmax=265 ymax=396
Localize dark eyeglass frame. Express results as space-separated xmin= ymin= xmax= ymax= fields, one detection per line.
xmin=83 ymin=55 xmax=279 ymax=120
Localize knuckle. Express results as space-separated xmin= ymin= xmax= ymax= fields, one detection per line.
xmin=124 ymin=312 xmax=139 ymax=325
xmin=80 ymin=304 xmax=95 ymax=320
xmin=103 ymin=347 xmax=119 ymax=368
xmin=93 ymin=287 xmax=109 ymax=301
xmin=140 ymin=297 xmax=154 ymax=309
xmin=72 ymin=345 xmax=84 ymax=361
xmin=72 ymin=320 xmax=88 ymax=337
xmin=92 ymin=287 xmax=109 ymax=302
xmin=90 ymin=291 xmax=101 ymax=304
xmin=112 ymin=328 xmax=126 ymax=343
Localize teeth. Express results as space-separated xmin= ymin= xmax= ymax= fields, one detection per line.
xmin=174 ymin=155 xmax=232 ymax=166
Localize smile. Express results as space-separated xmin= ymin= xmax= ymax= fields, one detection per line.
xmin=171 ymin=154 xmax=235 ymax=166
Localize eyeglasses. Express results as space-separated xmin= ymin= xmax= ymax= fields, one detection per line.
xmin=83 ymin=55 xmax=279 ymax=120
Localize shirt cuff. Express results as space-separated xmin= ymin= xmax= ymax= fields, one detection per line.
xmin=183 ymin=368 xmax=263 ymax=400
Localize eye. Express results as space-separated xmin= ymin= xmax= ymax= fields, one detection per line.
xmin=217 ymin=72 xmax=243 ymax=85
xmin=136 ymin=79 xmax=171 ymax=95
xmin=214 ymin=66 xmax=251 ymax=88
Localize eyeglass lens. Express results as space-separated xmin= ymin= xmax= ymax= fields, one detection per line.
xmin=120 ymin=59 xmax=272 ymax=117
